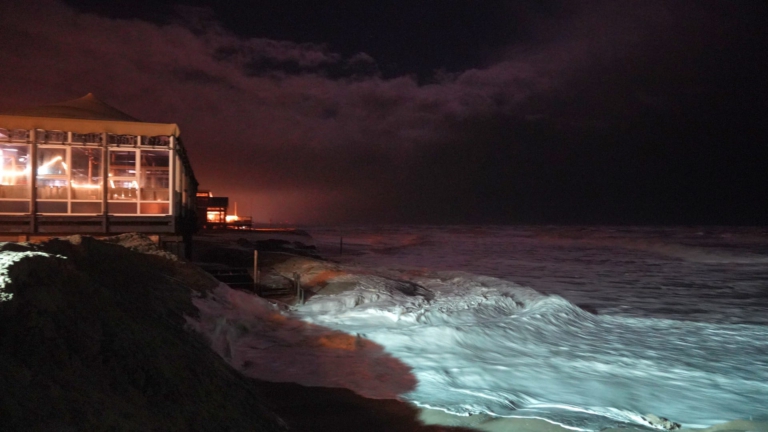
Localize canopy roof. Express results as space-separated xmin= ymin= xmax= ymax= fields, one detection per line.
xmin=0 ymin=94 xmax=180 ymax=137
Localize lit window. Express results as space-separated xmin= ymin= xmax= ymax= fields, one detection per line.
xmin=37 ymin=147 xmax=69 ymax=202
xmin=109 ymin=150 xmax=136 ymax=177
xmin=140 ymin=150 xmax=170 ymax=202
xmin=0 ymin=144 xmax=30 ymax=199
xmin=71 ymin=147 xmax=102 ymax=200
xmin=37 ymin=148 xmax=68 ymax=176
xmin=108 ymin=150 xmax=138 ymax=203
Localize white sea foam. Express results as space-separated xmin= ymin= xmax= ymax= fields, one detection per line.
xmin=299 ymin=226 xmax=768 ymax=429
xmin=195 ymin=226 xmax=768 ymax=431
xmin=310 ymin=226 xmax=768 ymax=325
xmin=295 ymin=271 xmax=768 ymax=430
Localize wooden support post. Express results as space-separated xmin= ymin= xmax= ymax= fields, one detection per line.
xmin=253 ymin=250 xmax=259 ymax=283
xmin=29 ymin=129 xmax=37 ymax=233
xmin=293 ymin=272 xmax=304 ymax=305
xmin=169 ymin=135 xmax=176 ymax=234
xmin=101 ymin=132 xmax=108 ymax=233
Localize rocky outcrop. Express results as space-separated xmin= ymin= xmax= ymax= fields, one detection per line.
xmin=641 ymin=414 xmax=681 ymax=430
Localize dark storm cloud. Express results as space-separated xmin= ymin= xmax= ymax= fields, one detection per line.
xmin=0 ymin=0 xmax=765 ymax=223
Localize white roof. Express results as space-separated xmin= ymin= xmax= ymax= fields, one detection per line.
xmin=0 ymin=94 xmax=180 ymax=137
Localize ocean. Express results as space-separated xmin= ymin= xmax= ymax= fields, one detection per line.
xmin=303 ymin=226 xmax=768 ymax=430
xmin=197 ymin=226 xmax=768 ymax=431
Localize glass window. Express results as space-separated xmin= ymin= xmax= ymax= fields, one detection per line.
xmin=39 ymin=130 xmax=67 ymax=143
xmin=174 ymin=154 xmax=181 ymax=193
xmin=0 ymin=144 xmax=30 ymax=199
xmin=108 ymin=202 xmax=137 ymax=214
xmin=71 ymin=147 xmax=102 ymax=200
xmin=145 ymin=136 xmax=170 ymax=147
xmin=37 ymin=147 xmax=69 ymax=201
xmin=50 ymin=131 xmax=67 ymax=143
xmin=10 ymin=129 xmax=29 ymax=142
xmin=140 ymin=202 xmax=169 ymax=214
xmin=72 ymin=133 xmax=102 ymax=144
xmin=72 ymin=202 xmax=101 ymax=214
xmin=38 ymin=201 xmax=67 ymax=213
xmin=108 ymin=134 xmax=137 ymax=145
xmin=140 ymin=150 xmax=169 ymax=202
xmin=109 ymin=179 xmax=138 ymax=201
xmin=37 ymin=178 xmax=68 ymax=199
xmin=0 ymin=201 xmax=28 ymax=213
xmin=37 ymin=148 xmax=68 ymax=176
xmin=109 ymin=150 xmax=136 ymax=177
xmin=207 ymin=210 xmax=225 ymax=223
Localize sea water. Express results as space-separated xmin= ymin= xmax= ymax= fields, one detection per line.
xmin=290 ymin=226 xmax=768 ymax=430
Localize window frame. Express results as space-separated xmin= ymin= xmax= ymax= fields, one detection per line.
xmin=0 ymin=142 xmax=32 ymax=214
xmin=36 ymin=145 xmax=71 ymax=214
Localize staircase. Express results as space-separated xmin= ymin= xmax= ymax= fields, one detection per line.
xmin=205 ymin=267 xmax=256 ymax=292
xmin=198 ymin=263 xmax=301 ymax=302
xmin=256 ymin=273 xmax=295 ymax=299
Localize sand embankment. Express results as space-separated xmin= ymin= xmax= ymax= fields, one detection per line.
xmin=0 ymin=234 xmax=470 ymax=431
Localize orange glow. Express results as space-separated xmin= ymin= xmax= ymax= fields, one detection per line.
xmin=307 ymin=270 xmax=349 ymax=288
xmin=206 ymin=211 xmax=224 ymax=222
xmin=109 ymin=180 xmax=138 ymax=189
xmin=265 ymin=313 xmax=288 ymax=323
xmin=37 ymin=156 xmax=67 ymax=174
xmin=0 ymin=149 xmax=29 ymax=185
xmin=0 ymin=168 xmax=29 ymax=184
xmin=70 ymin=182 xmax=101 ymax=189
xmin=316 ymin=334 xmax=368 ymax=351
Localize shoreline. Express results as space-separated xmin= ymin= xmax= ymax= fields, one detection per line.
xmin=190 ymin=229 xmax=768 ymax=432
xmin=190 ymin=229 xmax=478 ymax=430
xmin=4 ymin=230 xmax=765 ymax=431
xmin=0 ymin=233 xmax=472 ymax=431
xmin=258 ymin=380 xmax=476 ymax=432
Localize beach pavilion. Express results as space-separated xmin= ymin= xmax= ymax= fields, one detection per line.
xmin=0 ymin=94 xmax=198 ymax=255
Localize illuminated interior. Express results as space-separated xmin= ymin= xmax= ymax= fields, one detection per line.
xmin=71 ymin=147 xmax=102 ymax=200
xmin=0 ymin=94 xmax=198 ymax=245
xmin=197 ymin=193 xmax=252 ymax=228
xmin=0 ymin=144 xmax=30 ymax=201
xmin=207 ymin=210 xmax=225 ymax=223
xmin=0 ymin=128 xmax=179 ymax=215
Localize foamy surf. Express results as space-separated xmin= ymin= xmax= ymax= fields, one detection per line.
xmin=293 ymin=270 xmax=768 ymax=431
xmin=194 ymin=226 xmax=768 ymax=431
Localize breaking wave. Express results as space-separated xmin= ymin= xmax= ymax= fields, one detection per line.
xmin=295 ymin=272 xmax=768 ymax=431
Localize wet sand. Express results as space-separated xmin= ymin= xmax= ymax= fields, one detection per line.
xmin=260 ymin=380 xmax=474 ymax=432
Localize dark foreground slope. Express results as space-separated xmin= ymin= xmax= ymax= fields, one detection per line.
xmin=0 ymin=237 xmax=286 ymax=432
xmin=0 ymin=236 xmax=471 ymax=432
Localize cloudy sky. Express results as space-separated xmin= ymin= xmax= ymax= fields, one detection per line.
xmin=1 ymin=0 xmax=766 ymax=224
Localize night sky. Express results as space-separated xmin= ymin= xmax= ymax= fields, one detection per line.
xmin=1 ymin=0 xmax=766 ymax=225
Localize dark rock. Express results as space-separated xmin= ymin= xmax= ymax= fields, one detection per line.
xmin=641 ymin=414 xmax=681 ymax=430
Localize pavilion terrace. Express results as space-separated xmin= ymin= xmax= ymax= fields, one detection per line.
xmin=0 ymin=94 xmax=197 ymax=256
